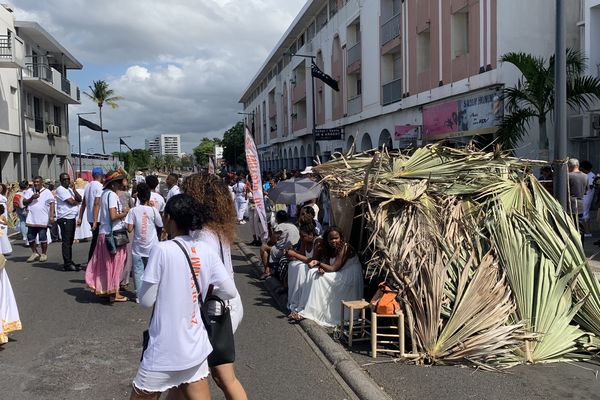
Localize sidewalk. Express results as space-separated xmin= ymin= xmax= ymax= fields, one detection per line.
xmin=236 ymin=225 xmax=600 ymax=400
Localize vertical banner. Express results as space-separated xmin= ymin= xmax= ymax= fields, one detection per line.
xmin=208 ymin=157 xmax=215 ymax=175
xmin=244 ymin=126 xmax=268 ymax=240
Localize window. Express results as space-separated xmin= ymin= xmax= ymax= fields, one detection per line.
xmin=451 ymin=9 xmax=469 ymax=58
xmin=357 ymin=78 xmax=362 ymax=95
xmin=307 ymin=21 xmax=316 ymax=42
xmin=329 ymin=0 xmax=338 ymax=18
xmin=417 ymin=30 xmax=430 ymax=72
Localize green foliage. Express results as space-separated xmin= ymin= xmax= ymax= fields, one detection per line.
xmin=193 ymin=137 xmax=221 ymax=166
xmin=83 ymin=80 xmax=123 ymax=154
xmin=498 ymin=49 xmax=600 ymax=151
xmin=113 ymin=149 xmax=154 ymax=174
xmin=221 ymin=121 xmax=246 ymax=171
xmin=164 ymin=154 xmax=178 ymax=172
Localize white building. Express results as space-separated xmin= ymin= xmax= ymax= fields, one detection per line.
xmin=240 ymin=0 xmax=588 ymax=172
xmin=0 ymin=4 xmax=82 ymax=182
xmin=145 ymin=134 xmax=182 ymax=157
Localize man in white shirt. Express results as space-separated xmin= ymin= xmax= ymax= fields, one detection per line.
xmin=56 ymin=173 xmax=83 ymax=271
xmin=78 ymin=167 xmax=104 ymax=262
xmin=165 ymin=173 xmax=181 ymax=202
xmin=23 ymin=176 xmax=55 ymax=263
xmin=580 ymin=160 xmax=596 ymax=237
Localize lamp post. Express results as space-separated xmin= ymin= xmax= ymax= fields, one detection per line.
xmin=76 ymin=112 xmax=96 ymax=175
xmin=554 ymin=0 xmax=568 ymax=209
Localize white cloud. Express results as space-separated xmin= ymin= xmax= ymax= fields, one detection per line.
xmin=11 ymin=0 xmax=306 ymax=153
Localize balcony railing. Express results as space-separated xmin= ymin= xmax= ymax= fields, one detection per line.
xmin=347 ymin=42 xmax=362 ymax=66
xmin=61 ymin=77 xmax=71 ymax=94
xmin=347 ymin=95 xmax=362 ymax=116
xmin=0 ymin=35 xmax=11 ymax=59
xmin=26 ymin=63 xmax=53 ymax=83
xmin=381 ymin=13 xmax=401 ymax=46
xmin=382 ymin=78 xmax=402 ymax=105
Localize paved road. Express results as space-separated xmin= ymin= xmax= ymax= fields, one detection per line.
xmin=0 ymin=237 xmax=354 ymax=400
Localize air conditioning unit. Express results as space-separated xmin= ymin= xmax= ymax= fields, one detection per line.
xmin=568 ymin=114 xmax=600 ymax=140
xmin=46 ymin=124 xmax=59 ymax=136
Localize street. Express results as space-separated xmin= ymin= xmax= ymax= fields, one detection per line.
xmin=0 ymin=237 xmax=355 ymax=400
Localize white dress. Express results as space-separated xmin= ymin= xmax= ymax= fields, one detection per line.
xmin=0 ymin=262 xmax=21 ymax=343
xmin=0 ymin=223 xmax=11 ymax=255
xmin=287 ymin=245 xmax=315 ymax=312
xmin=74 ymin=188 xmax=92 ymax=240
xmin=297 ymin=254 xmax=364 ymax=327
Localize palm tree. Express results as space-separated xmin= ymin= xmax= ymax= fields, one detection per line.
xmin=497 ymin=49 xmax=600 ymax=155
xmin=84 ymin=80 xmax=123 ymax=154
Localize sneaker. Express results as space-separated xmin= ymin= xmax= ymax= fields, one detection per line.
xmin=239 ymin=220 xmax=247 ymax=225
xmin=26 ymin=253 xmax=40 ymax=262
xmin=39 ymin=254 xmax=48 ymax=262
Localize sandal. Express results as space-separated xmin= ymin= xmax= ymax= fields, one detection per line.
xmin=259 ymin=272 xmax=272 ymax=280
xmin=111 ymin=295 xmax=129 ymax=303
xmin=289 ymin=311 xmax=304 ymax=322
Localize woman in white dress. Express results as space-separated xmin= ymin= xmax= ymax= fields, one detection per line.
xmin=0 ymin=254 xmax=21 ymax=345
xmin=0 ymin=205 xmax=12 ymax=255
xmin=286 ymin=223 xmax=323 ymax=315
xmin=182 ymin=174 xmax=248 ymax=400
xmin=74 ymin=178 xmax=92 ymax=241
xmin=292 ymin=226 xmax=364 ymax=327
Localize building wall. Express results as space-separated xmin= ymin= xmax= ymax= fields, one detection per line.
xmin=242 ymin=0 xmax=586 ymax=171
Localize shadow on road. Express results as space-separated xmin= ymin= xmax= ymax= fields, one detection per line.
xmin=63 ymin=287 xmax=113 ymax=305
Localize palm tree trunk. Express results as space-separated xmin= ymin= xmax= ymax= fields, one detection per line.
xmin=99 ymin=104 xmax=105 ymax=154
xmin=539 ymin=116 xmax=549 ymax=159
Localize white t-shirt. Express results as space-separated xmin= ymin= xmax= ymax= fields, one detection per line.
xmin=125 ymin=205 xmax=163 ymax=257
xmin=84 ymin=181 xmax=103 ymax=223
xmin=99 ymin=190 xmax=125 ymax=235
xmin=149 ymin=192 xmax=165 ymax=213
xmin=192 ymin=229 xmax=233 ymax=278
xmin=232 ymin=182 xmax=246 ymax=199
xmin=55 ymin=186 xmax=79 ymax=219
xmin=141 ymin=236 xmax=235 ymax=371
xmin=166 ymin=185 xmax=181 ymax=202
xmin=24 ymin=188 xmax=55 ymax=227
xmin=0 ymin=194 xmax=7 ymax=217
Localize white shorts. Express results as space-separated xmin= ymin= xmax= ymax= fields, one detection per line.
xmin=132 ymin=360 xmax=210 ymax=393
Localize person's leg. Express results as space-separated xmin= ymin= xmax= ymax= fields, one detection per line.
xmin=180 ymin=378 xmax=211 ymax=400
xmin=88 ymin=224 xmax=99 ymax=262
xmin=39 ymin=227 xmax=48 ymax=254
xmin=132 ymin=254 xmax=144 ymax=297
xmin=26 ymin=226 xmax=39 ymax=258
xmin=129 ymin=385 xmax=161 ymax=400
xmin=211 ymin=363 xmax=248 ymax=400
xmin=17 ymin=210 xmax=27 ymax=240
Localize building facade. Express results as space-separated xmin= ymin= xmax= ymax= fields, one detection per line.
xmin=145 ymin=134 xmax=182 ymax=157
xmin=0 ymin=4 xmax=81 ymax=182
xmin=240 ymin=0 xmax=586 ymax=172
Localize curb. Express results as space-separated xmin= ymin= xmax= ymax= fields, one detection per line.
xmin=236 ymin=241 xmax=393 ymax=400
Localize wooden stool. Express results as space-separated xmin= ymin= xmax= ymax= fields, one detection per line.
xmin=339 ymin=299 xmax=371 ymax=347
xmin=371 ymin=310 xmax=404 ymax=358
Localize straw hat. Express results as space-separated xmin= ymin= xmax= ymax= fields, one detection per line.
xmin=103 ymin=169 xmax=128 ymax=189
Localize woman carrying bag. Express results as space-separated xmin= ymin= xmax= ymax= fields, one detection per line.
xmin=85 ymin=169 xmax=130 ymax=302
xmin=131 ymin=194 xmax=237 ymax=400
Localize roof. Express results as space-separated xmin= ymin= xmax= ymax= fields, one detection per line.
xmin=15 ymin=21 xmax=83 ymax=69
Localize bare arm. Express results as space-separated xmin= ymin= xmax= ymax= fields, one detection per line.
xmin=78 ymin=196 xmax=87 ymax=221
xmin=92 ymin=197 xmax=101 ymax=229
xmin=311 ymin=244 xmax=349 ymax=273
xmin=109 ymin=207 xmax=128 ymax=221
xmin=127 ymin=223 xmax=134 ymax=233
xmin=49 ymin=203 xmax=55 ymax=224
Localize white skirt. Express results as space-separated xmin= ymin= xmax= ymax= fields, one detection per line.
xmin=0 ymin=267 xmax=22 ymax=344
xmin=0 ymin=225 xmax=12 ymax=255
xmin=288 ymin=260 xmax=310 ymax=312
xmin=132 ymin=360 xmax=210 ymax=393
xmin=297 ymin=256 xmax=364 ymax=327
xmin=75 ymin=217 xmax=92 ymax=240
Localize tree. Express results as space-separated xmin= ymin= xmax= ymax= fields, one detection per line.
xmin=179 ymin=154 xmax=194 ymax=170
xmin=84 ymin=80 xmax=123 ymax=154
xmin=221 ymin=121 xmax=246 ymax=171
xmin=164 ymin=154 xmax=178 ymax=172
xmin=112 ymin=149 xmax=153 ymax=174
xmin=497 ymin=49 xmax=600 ymax=154
xmin=150 ymin=154 xmax=165 ymax=172
xmin=193 ymin=137 xmax=221 ymax=167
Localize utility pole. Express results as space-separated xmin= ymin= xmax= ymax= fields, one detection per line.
xmin=553 ymin=0 xmax=568 ymax=209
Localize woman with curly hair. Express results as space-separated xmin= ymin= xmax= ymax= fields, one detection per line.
xmin=181 ymin=174 xmax=247 ymax=400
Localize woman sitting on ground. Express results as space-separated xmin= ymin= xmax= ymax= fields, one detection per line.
xmin=286 ymin=223 xmax=323 ymax=316
xmin=290 ymin=227 xmax=363 ymax=327
xmin=297 ymin=205 xmax=322 ymax=236
xmin=131 ymin=194 xmax=237 ymax=400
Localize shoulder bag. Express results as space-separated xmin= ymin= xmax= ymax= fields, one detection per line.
xmin=105 ymin=192 xmax=130 ymax=255
xmin=173 ymin=239 xmax=235 ymax=367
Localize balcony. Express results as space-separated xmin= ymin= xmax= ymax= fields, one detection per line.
xmin=22 ymin=59 xmax=81 ymax=104
xmin=381 ymin=13 xmax=401 ymax=46
xmin=0 ymin=34 xmax=25 ymax=68
xmin=382 ymin=78 xmax=402 ymax=106
xmin=291 ymin=81 xmax=307 ymax=104
xmin=347 ymin=95 xmax=362 ymax=116
xmin=347 ymin=42 xmax=362 ymax=74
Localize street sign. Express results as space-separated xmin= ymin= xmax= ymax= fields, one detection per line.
xmin=314 ymin=128 xmax=343 ymax=141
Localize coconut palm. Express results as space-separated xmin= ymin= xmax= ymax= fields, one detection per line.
xmin=84 ymin=80 xmax=123 ymax=154
xmin=497 ymin=49 xmax=600 ymax=154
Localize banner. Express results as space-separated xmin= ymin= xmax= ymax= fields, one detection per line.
xmin=422 ymin=91 xmax=503 ymax=140
xmin=311 ymin=62 xmax=339 ymax=92
xmin=394 ymin=125 xmax=420 ymax=147
xmin=208 ymin=157 xmax=215 ymax=175
xmin=244 ymin=126 xmax=268 ymax=240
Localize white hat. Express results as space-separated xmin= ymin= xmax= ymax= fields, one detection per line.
xmin=301 ymin=166 xmax=313 ymax=175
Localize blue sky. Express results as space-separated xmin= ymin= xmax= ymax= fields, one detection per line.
xmin=12 ymin=0 xmax=306 ymax=154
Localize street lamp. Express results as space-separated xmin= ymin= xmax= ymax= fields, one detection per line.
xmin=76 ymin=112 xmax=96 ymax=175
